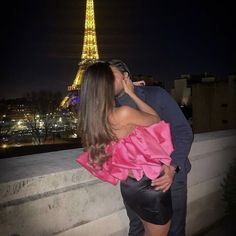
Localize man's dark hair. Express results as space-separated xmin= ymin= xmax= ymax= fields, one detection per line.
xmin=108 ymin=59 xmax=131 ymax=77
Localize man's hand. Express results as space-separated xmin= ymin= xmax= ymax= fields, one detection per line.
xmin=133 ymin=80 xmax=145 ymax=86
xmin=151 ymin=165 xmax=176 ymax=192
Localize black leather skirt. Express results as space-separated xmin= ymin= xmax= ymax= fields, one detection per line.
xmin=120 ymin=175 xmax=172 ymax=225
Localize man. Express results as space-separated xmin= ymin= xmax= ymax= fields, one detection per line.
xmin=108 ymin=59 xmax=193 ymax=236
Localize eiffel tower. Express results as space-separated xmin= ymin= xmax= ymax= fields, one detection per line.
xmin=60 ymin=0 xmax=99 ymax=108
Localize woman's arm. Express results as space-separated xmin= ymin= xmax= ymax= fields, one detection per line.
xmin=116 ymin=76 xmax=160 ymax=126
xmin=122 ymin=76 xmax=160 ymax=118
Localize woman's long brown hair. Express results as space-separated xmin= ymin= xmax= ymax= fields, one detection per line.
xmin=78 ymin=62 xmax=117 ymax=167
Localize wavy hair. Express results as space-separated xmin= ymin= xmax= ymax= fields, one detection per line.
xmin=78 ymin=62 xmax=117 ymax=167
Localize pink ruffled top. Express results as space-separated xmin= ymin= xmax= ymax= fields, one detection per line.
xmin=76 ymin=121 xmax=174 ymax=185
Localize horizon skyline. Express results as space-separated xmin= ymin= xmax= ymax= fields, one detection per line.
xmin=1 ymin=0 xmax=235 ymax=99
xmin=1 ymin=71 xmax=234 ymax=100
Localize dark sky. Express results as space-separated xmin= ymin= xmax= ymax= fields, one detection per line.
xmin=1 ymin=0 xmax=235 ymax=99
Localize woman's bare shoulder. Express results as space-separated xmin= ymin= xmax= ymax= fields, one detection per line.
xmin=115 ymin=106 xmax=137 ymax=118
xmin=114 ymin=105 xmax=159 ymax=127
xmin=110 ymin=106 xmax=140 ymax=126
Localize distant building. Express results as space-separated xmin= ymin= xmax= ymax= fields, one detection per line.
xmin=171 ymin=74 xmax=236 ymax=133
xmin=0 ymin=98 xmax=32 ymax=120
xmin=171 ymin=75 xmax=192 ymax=106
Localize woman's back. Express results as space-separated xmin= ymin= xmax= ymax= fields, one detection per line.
xmin=109 ymin=106 xmax=136 ymax=139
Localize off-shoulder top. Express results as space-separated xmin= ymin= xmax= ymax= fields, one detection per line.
xmin=76 ymin=121 xmax=174 ymax=185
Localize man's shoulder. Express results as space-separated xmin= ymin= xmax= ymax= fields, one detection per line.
xmin=138 ymin=86 xmax=169 ymax=97
xmin=141 ymin=85 xmax=165 ymax=92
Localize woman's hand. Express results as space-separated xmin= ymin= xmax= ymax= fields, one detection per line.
xmin=122 ymin=73 xmax=134 ymax=96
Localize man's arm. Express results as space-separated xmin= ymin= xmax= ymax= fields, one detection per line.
xmin=146 ymin=87 xmax=193 ymax=166
xmin=144 ymin=87 xmax=193 ymax=191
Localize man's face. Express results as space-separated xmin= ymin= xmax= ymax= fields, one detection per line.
xmin=110 ymin=66 xmax=125 ymax=96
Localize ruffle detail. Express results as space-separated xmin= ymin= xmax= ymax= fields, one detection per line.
xmin=77 ymin=121 xmax=173 ymax=185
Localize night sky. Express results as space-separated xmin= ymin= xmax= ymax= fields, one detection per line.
xmin=1 ymin=0 xmax=235 ymax=99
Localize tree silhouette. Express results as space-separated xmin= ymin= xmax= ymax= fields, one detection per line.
xmin=25 ymin=91 xmax=62 ymax=144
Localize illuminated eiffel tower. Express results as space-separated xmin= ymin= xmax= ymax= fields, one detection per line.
xmin=60 ymin=0 xmax=99 ymax=108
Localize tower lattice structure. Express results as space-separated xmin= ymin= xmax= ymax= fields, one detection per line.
xmin=60 ymin=0 xmax=99 ymax=108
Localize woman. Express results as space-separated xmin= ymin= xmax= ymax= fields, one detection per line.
xmin=77 ymin=62 xmax=173 ymax=236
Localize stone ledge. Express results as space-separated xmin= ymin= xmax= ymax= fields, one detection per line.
xmin=0 ymin=148 xmax=81 ymax=183
xmin=0 ymin=129 xmax=235 ymax=236
xmin=0 ymin=167 xmax=96 ymax=205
